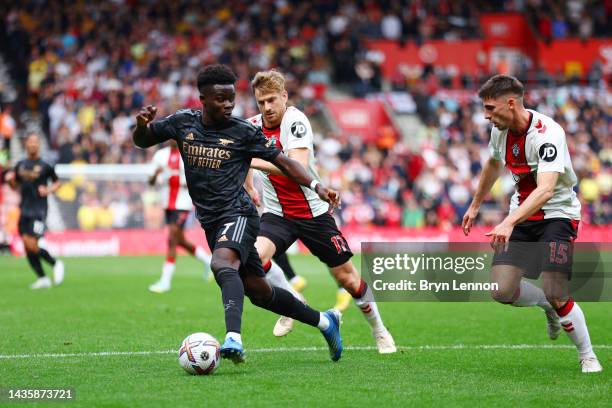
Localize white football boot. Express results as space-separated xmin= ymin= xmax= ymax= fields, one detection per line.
xmin=373 ymin=328 xmax=397 ymax=354
xmin=149 ymin=280 xmax=170 ymax=293
xmin=53 ymin=260 xmax=65 ymax=286
xmin=273 ymin=316 xmax=294 ymax=337
xmin=30 ymin=277 xmax=52 ymax=289
xmin=580 ymin=355 xmax=603 ymax=373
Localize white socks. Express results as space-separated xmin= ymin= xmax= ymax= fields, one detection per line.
xmin=317 ymin=313 xmax=330 ymax=331
xmin=195 ymin=246 xmax=212 ymax=265
xmin=556 ymin=299 xmax=595 ymax=359
xmin=226 ymin=331 xmax=242 ymax=344
xmin=512 ymin=279 xmax=553 ymax=311
xmin=160 ymin=262 xmax=176 ymax=286
xmin=265 ymin=261 xmax=302 ymax=300
xmin=354 ymin=281 xmax=385 ymax=332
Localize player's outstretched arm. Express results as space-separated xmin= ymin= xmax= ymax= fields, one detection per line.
xmin=251 ymin=158 xmax=283 ymax=175
xmin=462 ymin=157 xmax=502 ymax=235
xmin=271 ymin=153 xmax=340 ymax=207
xmin=251 ymin=147 xmax=309 ymax=176
xmin=133 ymin=105 xmax=158 ymax=148
xmin=149 ymin=167 xmax=162 ymax=186
xmin=244 ymin=169 xmax=261 ymax=207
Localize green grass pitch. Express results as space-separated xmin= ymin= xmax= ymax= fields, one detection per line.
xmin=0 ymin=254 xmax=610 ymax=407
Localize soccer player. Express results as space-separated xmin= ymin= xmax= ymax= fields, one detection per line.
xmin=5 ymin=133 xmax=64 ymax=289
xmin=132 ymin=64 xmax=343 ymax=363
xmin=148 ymin=139 xmax=212 ymax=293
xmin=247 ymin=70 xmax=396 ymax=353
xmin=462 ymin=75 xmax=602 ymax=373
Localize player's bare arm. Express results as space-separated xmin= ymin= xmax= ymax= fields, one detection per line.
xmin=243 ymin=169 xmax=261 ymax=207
xmin=149 ymin=167 xmax=163 ymax=186
xmin=133 ymin=105 xmax=158 ymax=148
xmin=5 ymin=170 xmax=18 ymax=190
xmin=486 ymin=171 xmax=559 ymax=245
xmin=271 ymin=153 xmax=340 ymax=208
xmin=462 ymin=157 xmax=503 ymax=235
xmin=251 ymin=147 xmax=309 ymax=176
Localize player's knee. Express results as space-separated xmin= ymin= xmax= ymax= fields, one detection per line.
xmin=254 ymin=236 xmax=275 ymax=264
xmin=168 ymin=228 xmax=180 ymax=243
xmin=244 ymin=279 xmax=272 ymax=306
xmin=23 ymin=238 xmax=38 ymax=253
xmin=210 ymin=256 xmax=240 ymax=275
xmin=543 ymin=289 xmax=567 ymax=308
xmin=490 ymin=286 xmax=516 ymax=304
xmin=210 ymin=249 xmax=240 ymax=273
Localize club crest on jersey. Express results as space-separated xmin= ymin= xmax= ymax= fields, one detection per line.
xmin=218 ymin=138 xmax=234 ymax=146
xmin=511 ymin=172 xmax=526 ymax=183
xmin=512 ymin=144 xmax=520 ymax=158
xmin=185 ymin=133 xmax=194 ymax=141
xmin=265 ymin=136 xmax=277 ymax=148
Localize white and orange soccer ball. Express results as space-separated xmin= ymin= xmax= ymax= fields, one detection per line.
xmin=178 ymin=332 xmax=221 ymax=375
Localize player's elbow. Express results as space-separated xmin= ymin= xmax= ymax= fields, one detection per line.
xmin=133 ymin=135 xmax=147 ymax=149
xmin=539 ymin=186 xmax=555 ymax=201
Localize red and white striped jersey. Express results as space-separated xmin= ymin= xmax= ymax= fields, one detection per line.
xmin=151 ymin=146 xmax=192 ymax=211
xmin=488 ymin=109 xmax=581 ymax=221
xmin=248 ymin=107 xmax=329 ymax=219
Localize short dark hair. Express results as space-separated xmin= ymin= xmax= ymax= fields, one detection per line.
xmin=197 ymin=64 xmax=237 ymax=92
xmin=478 ymin=75 xmax=524 ymax=100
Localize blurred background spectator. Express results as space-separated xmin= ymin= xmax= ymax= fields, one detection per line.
xmin=0 ymin=0 xmax=609 ymax=232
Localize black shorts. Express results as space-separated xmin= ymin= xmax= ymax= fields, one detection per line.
xmin=204 ymin=214 xmax=264 ymax=278
xmin=165 ymin=209 xmax=190 ymax=228
xmin=259 ymin=212 xmax=353 ymax=268
xmin=18 ymin=215 xmax=46 ymax=238
xmin=492 ymin=218 xmax=579 ymax=278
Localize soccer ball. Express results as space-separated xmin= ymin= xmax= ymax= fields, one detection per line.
xmin=178 ymin=332 xmax=221 ymax=375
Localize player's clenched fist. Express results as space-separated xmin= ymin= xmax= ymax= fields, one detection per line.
xmin=136 ymin=105 xmax=157 ymax=127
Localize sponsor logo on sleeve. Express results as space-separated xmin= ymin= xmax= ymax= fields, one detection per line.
xmin=539 ymin=143 xmax=557 ymax=162
xmin=290 ymin=121 xmax=307 ymax=138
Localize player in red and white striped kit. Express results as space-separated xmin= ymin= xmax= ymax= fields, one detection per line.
xmin=463 ymin=75 xmax=602 ymax=373
xmin=149 ymin=139 xmax=211 ymax=293
xmin=247 ymin=70 xmax=396 ymax=354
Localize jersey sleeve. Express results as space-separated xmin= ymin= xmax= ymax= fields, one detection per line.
xmin=13 ymin=161 xmax=23 ymax=183
xmin=283 ymin=110 xmax=313 ymax=150
xmin=535 ymin=124 xmax=565 ymax=173
xmin=247 ymin=127 xmax=281 ymax=161
xmin=47 ymin=164 xmax=58 ymax=182
xmin=149 ymin=113 xmax=179 ymax=144
xmin=488 ymin=129 xmax=502 ymax=161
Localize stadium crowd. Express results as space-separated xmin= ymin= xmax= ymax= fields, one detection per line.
xmin=0 ymin=0 xmax=610 ymax=232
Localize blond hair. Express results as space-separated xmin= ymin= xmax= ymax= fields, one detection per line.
xmin=251 ymin=70 xmax=286 ymax=94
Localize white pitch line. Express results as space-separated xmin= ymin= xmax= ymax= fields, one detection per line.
xmin=0 ymin=344 xmax=611 ymax=360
